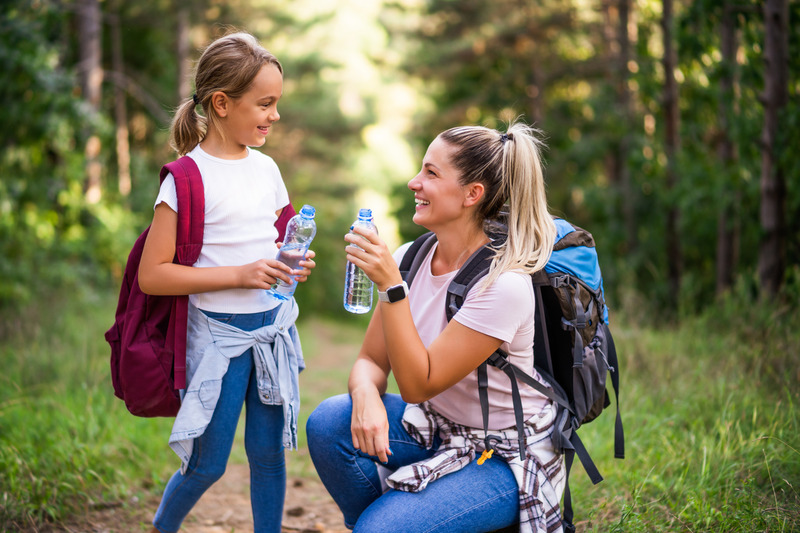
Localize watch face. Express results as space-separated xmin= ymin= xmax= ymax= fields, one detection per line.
xmin=387 ymin=285 xmax=405 ymax=301
xmin=385 ymin=282 xmax=408 ymax=303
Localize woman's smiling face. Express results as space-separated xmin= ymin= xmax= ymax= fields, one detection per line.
xmin=407 ymin=136 xmax=470 ymax=230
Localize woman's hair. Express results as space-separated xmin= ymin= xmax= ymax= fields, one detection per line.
xmin=439 ymin=120 xmax=556 ymax=286
xmin=169 ymin=31 xmax=283 ymax=156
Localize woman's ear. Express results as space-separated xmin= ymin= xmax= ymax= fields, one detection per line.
xmin=210 ymin=91 xmax=229 ymax=117
xmin=463 ymin=182 xmax=485 ymax=208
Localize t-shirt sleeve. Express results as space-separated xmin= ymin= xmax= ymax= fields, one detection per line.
xmin=452 ymin=272 xmax=534 ymax=344
xmin=154 ymin=172 xmax=178 ymax=212
xmin=392 ymin=241 xmax=414 ymax=266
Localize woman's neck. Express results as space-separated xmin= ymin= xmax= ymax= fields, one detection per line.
xmin=430 ymin=224 xmax=489 ymax=276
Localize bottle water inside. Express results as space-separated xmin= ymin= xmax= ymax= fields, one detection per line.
xmin=269 ymin=204 xmax=316 ymax=300
xmin=343 ymin=208 xmax=377 ymax=314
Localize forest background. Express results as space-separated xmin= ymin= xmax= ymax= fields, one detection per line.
xmin=1 ymin=0 xmax=799 ymax=531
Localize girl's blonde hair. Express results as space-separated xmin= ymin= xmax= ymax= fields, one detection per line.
xmin=439 ymin=120 xmax=556 ymax=286
xmin=169 ymin=32 xmax=283 ymax=156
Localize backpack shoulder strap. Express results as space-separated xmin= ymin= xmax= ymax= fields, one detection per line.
xmin=160 ymin=156 xmax=205 ymax=264
xmin=399 ymin=232 xmax=437 ymax=287
xmin=604 ymin=323 xmax=625 ymax=459
xmin=444 ymin=244 xmax=495 ymax=321
xmin=158 ymin=156 xmax=204 ymax=392
xmin=274 ymin=201 xmax=296 ymax=243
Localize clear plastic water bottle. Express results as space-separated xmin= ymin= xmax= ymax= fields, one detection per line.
xmin=343 ymin=208 xmax=377 ymax=314
xmin=268 ymin=204 xmax=317 ymax=301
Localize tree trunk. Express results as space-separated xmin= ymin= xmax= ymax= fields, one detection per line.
xmin=662 ymin=0 xmax=682 ymax=307
xmin=603 ymin=0 xmax=636 ymax=254
xmin=77 ymin=0 xmax=103 ymax=204
xmin=618 ymin=0 xmax=636 ymax=253
xmin=758 ymin=0 xmax=789 ymax=296
xmin=715 ymin=2 xmax=738 ymax=295
xmin=110 ymin=8 xmax=131 ymax=197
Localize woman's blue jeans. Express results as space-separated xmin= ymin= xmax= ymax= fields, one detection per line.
xmin=153 ymin=308 xmax=285 ymax=533
xmin=306 ymin=393 xmax=520 ymax=533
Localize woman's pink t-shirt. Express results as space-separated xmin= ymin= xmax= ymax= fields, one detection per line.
xmin=394 ymin=242 xmax=551 ymax=430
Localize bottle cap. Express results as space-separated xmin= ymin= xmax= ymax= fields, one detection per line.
xmin=300 ymin=204 xmax=316 ymax=218
xmin=358 ymin=208 xmax=372 ymax=219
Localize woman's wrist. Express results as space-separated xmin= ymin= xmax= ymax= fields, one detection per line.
xmin=376 ymin=276 xmax=405 ymax=292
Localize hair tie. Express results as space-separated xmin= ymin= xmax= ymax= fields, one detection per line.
xmin=192 ymin=93 xmax=199 ymax=105
xmin=500 ymin=133 xmax=509 ymax=144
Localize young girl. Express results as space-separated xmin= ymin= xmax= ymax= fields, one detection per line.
xmin=307 ymin=121 xmax=565 ymax=532
xmin=138 ymin=32 xmax=315 ymax=533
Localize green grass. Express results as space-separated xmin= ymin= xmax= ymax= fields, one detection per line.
xmin=0 ymin=287 xmax=798 ymax=531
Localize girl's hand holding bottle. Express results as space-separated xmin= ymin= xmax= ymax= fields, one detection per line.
xmin=237 ymin=258 xmax=293 ymax=290
xmin=236 ymin=252 xmax=315 ymax=290
xmin=278 ymin=244 xmax=316 ymax=283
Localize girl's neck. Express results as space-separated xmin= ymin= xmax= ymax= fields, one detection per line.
xmin=431 ymin=224 xmax=489 ymax=275
xmin=200 ymin=129 xmax=248 ymax=160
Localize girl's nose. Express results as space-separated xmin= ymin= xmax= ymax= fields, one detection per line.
xmin=408 ymin=173 xmax=421 ymax=190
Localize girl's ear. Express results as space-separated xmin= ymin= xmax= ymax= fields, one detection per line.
xmin=463 ymin=182 xmax=485 ymax=208
xmin=210 ymin=91 xmax=229 ymax=117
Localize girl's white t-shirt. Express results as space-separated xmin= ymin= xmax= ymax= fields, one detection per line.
xmin=393 ymin=241 xmax=550 ymax=430
xmin=155 ymin=145 xmax=290 ymax=313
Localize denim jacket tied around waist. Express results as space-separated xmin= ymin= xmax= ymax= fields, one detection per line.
xmin=168 ymin=301 xmax=305 ymax=473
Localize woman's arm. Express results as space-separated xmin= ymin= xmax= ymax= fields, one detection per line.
xmin=344 ymin=227 xmax=504 ymax=405
xmin=138 ymin=203 xmax=294 ymax=295
xmin=348 ymin=304 xmax=394 ymax=463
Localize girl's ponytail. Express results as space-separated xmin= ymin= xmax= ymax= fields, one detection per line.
xmin=169 ymin=97 xmax=207 ymax=156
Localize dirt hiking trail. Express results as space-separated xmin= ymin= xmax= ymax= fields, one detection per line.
xmin=48 ymin=464 xmax=348 ymax=533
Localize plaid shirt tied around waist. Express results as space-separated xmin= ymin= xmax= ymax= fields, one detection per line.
xmin=386 ymin=402 xmax=566 ymax=533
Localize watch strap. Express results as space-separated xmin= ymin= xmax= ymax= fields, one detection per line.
xmin=378 ymin=281 xmax=409 ymax=303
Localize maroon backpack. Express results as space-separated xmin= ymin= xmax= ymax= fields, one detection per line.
xmin=105 ymin=156 xmax=296 ymax=417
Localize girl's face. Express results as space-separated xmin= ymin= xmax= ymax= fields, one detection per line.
xmin=408 ymin=136 xmax=472 ymax=231
xmin=223 ymin=63 xmax=283 ymax=151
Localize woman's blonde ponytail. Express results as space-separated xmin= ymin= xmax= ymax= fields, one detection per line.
xmin=439 ymin=120 xmax=556 ymax=288
xmin=490 ymin=122 xmax=556 ymax=282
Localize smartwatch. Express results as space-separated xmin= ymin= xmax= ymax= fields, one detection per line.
xmin=378 ymin=281 xmax=409 ymax=304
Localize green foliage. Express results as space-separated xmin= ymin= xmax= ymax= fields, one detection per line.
xmin=571 ymin=287 xmax=800 ymax=531
xmin=2 ymin=0 xmax=799 ymax=324
xmin=386 ymin=0 xmax=799 ymax=320
xmin=0 ymin=290 xmax=175 ymax=527
xmin=0 ymin=1 xmax=103 ymax=308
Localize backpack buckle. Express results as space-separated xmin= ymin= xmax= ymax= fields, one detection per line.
xmin=478 ymin=435 xmax=503 ymax=465
xmin=487 ymin=351 xmax=509 ymax=370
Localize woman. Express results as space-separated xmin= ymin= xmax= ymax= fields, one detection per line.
xmin=307 ymin=121 xmax=565 ymax=533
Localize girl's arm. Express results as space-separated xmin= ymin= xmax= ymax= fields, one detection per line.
xmin=138 ymin=203 xmax=294 ymax=295
xmin=345 ymin=227 xmax=504 ymax=405
xmin=348 ymin=304 xmax=394 ymax=463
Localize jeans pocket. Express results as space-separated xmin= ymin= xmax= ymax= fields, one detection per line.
xmin=199 ymin=379 xmax=223 ymax=409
